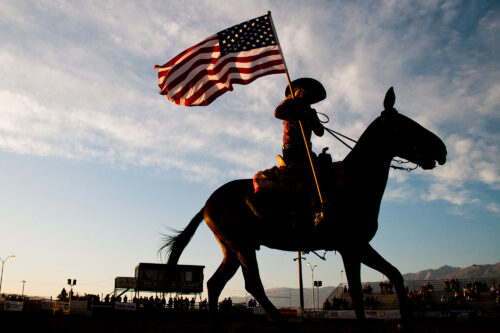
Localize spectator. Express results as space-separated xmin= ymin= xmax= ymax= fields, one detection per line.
xmin=58 ymin=288 xmax=68 ymax=301
xmin=444 ymin=279 xmax=451 ymax=291
xmin=200 ymin=298 xmax=208 ymax=310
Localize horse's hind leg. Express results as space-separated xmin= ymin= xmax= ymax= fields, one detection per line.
xmin=238 ymin=249 xmax=285 ymax=322
xmin=207 ymin=244 xmax=240 ymax=325
xmin=360 ymin=244 xmax=412 ymax=323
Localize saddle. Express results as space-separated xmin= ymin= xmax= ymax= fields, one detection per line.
xmin=252 ymin=155 xmax=305 ymax=194
xmin=253 ymin=149 xmax=344 ymax=194
xmin=250 ymin=150 xmax=344 ymax=228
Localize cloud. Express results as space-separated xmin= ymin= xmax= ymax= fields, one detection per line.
xmin=430 ymin=134 xmax=500 ymax=189
xmin=383 ymin=184 xmax=413 ymax=202
xmin=423 ymin=183 xmax=476 ymax=206
xmin=486 ymin=202 xmax=500 ymax=214
xmin=0 ymin=0 xmax=498 ymax=208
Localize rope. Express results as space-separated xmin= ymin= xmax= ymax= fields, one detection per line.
xmin=323 ymin=126 xmax=356 ymax=150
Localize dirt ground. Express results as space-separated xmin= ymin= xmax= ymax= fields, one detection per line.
xmin=1 ymin=311 xmax=499 ymax=333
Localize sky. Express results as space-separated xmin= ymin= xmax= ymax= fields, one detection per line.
xmin=0 ymin=0 xmax=499 ymax=301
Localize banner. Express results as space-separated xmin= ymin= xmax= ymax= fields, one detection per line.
xmin=4 ymin=301 xmax=23 ymax=312
xmin=385 ymin=310 xmax=401 ymax=319
xmin=278 ymin=308 xmax=297 ymax=317
xmin=337 ymin=310 xmax=356 ymax=319
xmin=364 ymin=310 xmax=378 ymax=319
xmin=303 ymin=310 xmax=326 ymax=319
xmin=252 ymin=306 xmax=266 ymax=315
xmin=114 ymin=302 xmax=137 ymax=311
xmin=326 ymin=310 xmax=339 ymax=319
xmin=45 ymin=301 xmax=70 ymax=314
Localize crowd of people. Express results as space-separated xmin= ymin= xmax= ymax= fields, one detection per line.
xmin=326 ymin=278 xmax=500 ymax=311
xmin=323 ymin=296 xmax=350 ymax=310
xmin=406 ymin=282 xmax=434 ymax=308
xmin=405 ymin=280 xmax=500 ymax=309
xmin=379 ymin=281 xmax=394 ymax=294
xmin=362 ymin=284 xmax=373 ymax=294
xmin=444 ymin=278 xmax=461 ymax=292
xmin=55 ymin=288 xmax=208 ymax=311
xmin=1 ymin=294 xmax=24 ymax=301
xmin=440 ymin=280 xmax=498 ymax=308
xmin=136 ymin=295 xmax=200 ymax=310
xmin=48 ymin=287 xmax=266 ymax=312
xmin=490 ymin=284 xmax=500 ymax=305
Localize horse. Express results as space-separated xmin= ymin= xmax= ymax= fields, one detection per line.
xmin=161 ymin=87 xmax=447 ymax=327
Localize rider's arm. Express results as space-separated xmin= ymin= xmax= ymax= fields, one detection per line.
xmin=274 ymin=98 xmax=309 ymax=120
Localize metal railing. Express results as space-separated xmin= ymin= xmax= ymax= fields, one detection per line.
xmin=325 ymin=277 xmax=500 ymax=307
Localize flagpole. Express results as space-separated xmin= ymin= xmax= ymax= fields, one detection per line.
xmin=267 ymin=11 xmax=324 ymax=208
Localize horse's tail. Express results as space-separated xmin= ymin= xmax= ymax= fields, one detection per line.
xmin=160 ymin=207 xmax=205 ymax=267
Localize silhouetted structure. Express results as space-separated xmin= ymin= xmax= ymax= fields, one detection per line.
xmin=135 ymin=263 xmax=204 ymax=293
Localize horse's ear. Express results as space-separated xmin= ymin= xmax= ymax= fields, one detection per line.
xmin=383 ymin=87 xmax=395 ymax=111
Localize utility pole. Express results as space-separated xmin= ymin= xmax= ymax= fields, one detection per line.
xmin=307 ymin=263 xmax=317 ymax=310
xmin=293 ymin=252 xmax=306 ymax=312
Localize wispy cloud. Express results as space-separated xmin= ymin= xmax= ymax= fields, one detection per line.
xmin=486 ymin=202 xmax=500 ymax=214
xmin=0 ymin=1 xmax=498 ymax=208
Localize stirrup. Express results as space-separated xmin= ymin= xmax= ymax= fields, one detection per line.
xmin=277 ymin=155 xmax=287 ymax=168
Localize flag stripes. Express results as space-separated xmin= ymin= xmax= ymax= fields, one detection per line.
xmin=154 ymin=15 xmax=286 ymax=106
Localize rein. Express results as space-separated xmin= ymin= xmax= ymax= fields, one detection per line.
xmin=322 ymin=124 xmax=418 ymax=172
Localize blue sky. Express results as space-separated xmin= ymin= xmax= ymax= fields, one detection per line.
xmin=0 ymin=1 xmax=498 ymax=300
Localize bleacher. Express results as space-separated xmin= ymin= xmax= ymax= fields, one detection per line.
xmin=324 ymin=277 xmax=499 ymax=311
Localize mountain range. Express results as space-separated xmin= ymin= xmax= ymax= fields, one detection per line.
xmin=402 ymin=262 xmax=500 ymax=280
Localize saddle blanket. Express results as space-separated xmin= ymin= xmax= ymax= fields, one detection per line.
xmin=253 ymin=166 xmax=304 ymax=194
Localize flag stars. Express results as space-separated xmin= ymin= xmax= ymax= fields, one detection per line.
xmin=217 ymin=14 xmax=278 ymax=55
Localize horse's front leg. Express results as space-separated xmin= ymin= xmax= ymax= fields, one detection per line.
xmin=341 ymin=251 xmax=366 ymax=321
xmin=359 ymin=244 xmax=412 ymax=323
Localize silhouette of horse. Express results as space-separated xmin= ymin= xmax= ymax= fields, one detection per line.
xmin=162 ymin=87 xmax=447 ymax=325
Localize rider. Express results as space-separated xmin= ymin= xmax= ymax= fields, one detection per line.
xmin=275 ymin=78 xmax=327 ymax=227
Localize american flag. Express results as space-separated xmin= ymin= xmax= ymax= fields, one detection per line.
xmin=154 ymin=14 xmax=286 ymax=106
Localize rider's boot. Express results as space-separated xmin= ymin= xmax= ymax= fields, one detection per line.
xmin=314 ymin=202 xmax=331 ymax=228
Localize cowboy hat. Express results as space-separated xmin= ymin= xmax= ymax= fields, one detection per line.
xmin=285 ymin=78 xmax=326 ymax=104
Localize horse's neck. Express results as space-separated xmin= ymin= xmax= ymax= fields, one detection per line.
xmin=342 ymin=121 xmax=393 ymax=198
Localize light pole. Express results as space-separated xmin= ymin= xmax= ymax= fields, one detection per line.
xmin=306 ymin=262 xmax=317 ymax=310
xmin=67 ymin=278 xmax=77 ymax=311
xmin=0 ymin=255 xmax=15 ymax=294
xmin=21 ymin=280 xmax=26 ymax=298
xmin=340 ymin=269 xmax=344 ymax=295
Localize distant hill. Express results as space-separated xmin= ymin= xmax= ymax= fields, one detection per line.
xmin=403 ymin=262 xmax=500 ymax=280
xmin=229 ymin=286 xmax=336 ymax=309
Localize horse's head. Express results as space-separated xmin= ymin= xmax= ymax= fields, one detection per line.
xmin=378 ymin=87 xmax=447 ymax=169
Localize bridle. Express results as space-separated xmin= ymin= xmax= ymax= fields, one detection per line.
xmin=317 ymin=112 xmax=418 ymax=172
